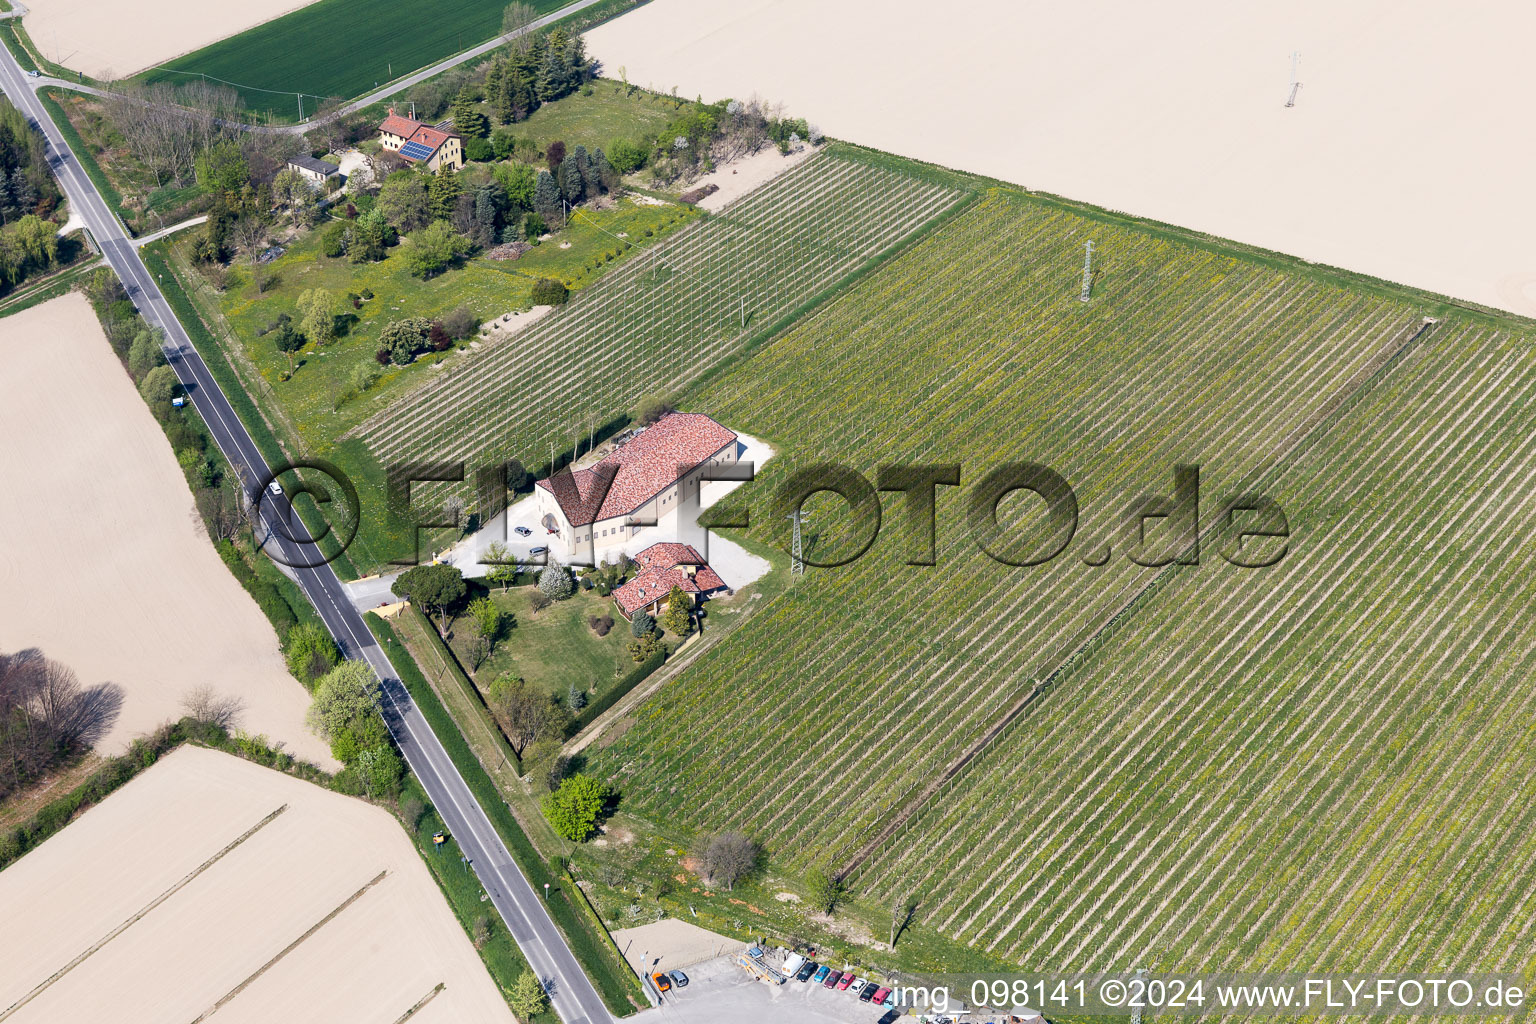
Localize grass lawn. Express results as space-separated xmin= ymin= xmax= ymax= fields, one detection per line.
xmin=217 ymin=195 xmax=693 ymax=445
xmin=497 ymin=80 xmax=681 ymax=155
xmin=453 ymin=586 xmax=632 ymax=703
xmin=173 ymin=193 xmax=694 ymax=573
xmin=568 ymin=808 xmax=1029 ymax=983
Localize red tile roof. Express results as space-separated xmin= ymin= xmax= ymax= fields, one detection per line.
xmin=635 ymin=542 xmax=709 ymax=569
xmin=410 ymin=126 xmax=452 ymax=151
xmin=537 ymin=413 xmax=737 ymax=527
xmin=379 ymin=112 xmax=458 ymax=160
xmin=379 ymin=113 xmax=420 ymax=138
xmin=612 ymin=543 xmax=726 ymax=616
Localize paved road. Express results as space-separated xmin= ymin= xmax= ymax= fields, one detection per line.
xmin=30 ymin=0 xmax=614 ymax=136
xmin=330 ymin=0 xmax=614 ymax=122
xmin=0 ymin=48 xmax=615 ymax=1024
xmin=132 ymin=214 xmax=208 ymax=247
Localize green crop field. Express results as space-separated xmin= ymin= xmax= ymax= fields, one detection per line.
xmin=582 ymin=186 xmax=1467 ymax=900
xmin=356 ymin=149 xmax=970 ymax=474
xmin=137 ymin=0 xmax=570 ymax=118
xmin=851 ymin=315 xmax=1536 ymax=983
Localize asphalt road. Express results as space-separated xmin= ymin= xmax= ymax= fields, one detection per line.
xmin=0 ymin=49 xmax=615 ymax=1024
xmin=333 ymin=0 xmax=615 ymax=122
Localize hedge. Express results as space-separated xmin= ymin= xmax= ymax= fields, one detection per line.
xmin=400 ymin=773 xmax=554 ymax=1022
xmin=215 ymin=538 xmax=301 ymax=638
xmin=37 ymin=89 xmax=129 ymax=226
xmin=0 ymin=719 xmax=325 ymax=872
xmin=365 ymin=612 xmax=645 ymax=1015
xmin=141 ymin=243 xmax=361 ymax=580
xmin=568 ymin=647 xmax=666 ymax=736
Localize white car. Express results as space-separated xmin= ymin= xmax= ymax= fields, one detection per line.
xmin=267 ymin=480 xmax=284 ymax=498
xmin=514 ymin=525 xmax=532 ymax=537
xmin=26 ymin=70 xmax=40 ymax=79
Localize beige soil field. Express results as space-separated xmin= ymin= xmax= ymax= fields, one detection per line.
xmin=589 ymin=0 xmax=1536 ymax=317
xmin=613 ymin=918 xmax=745 ymax=973
xmin=0 ymin=745 xmax=515 ymax=1024
xmin=691 ymin=142 xmax=816 ymax=212
xmin=0 ymin=294 xmax=330 ymax=766
xmin=21 ymin=0 xmax=316 ymax=79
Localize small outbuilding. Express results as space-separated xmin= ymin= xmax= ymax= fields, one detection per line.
xmin=286 ymin=154 xmax=340 ymax=186
xmin=612 ymin=543 xmax=727 ymax=621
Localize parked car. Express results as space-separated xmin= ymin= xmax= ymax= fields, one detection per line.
xmin=823 ymin=969 xmax=843 ymax=989
xmin=873 ymin=986 xmax=892 ymax=1005
xmin=859 ymin=981 xmax=878 ymax=1001
xmin=836 ymin=973 xmax=856 ymax=991
xmin=529 ymin=545 xmax=548 ymax=555
xmin=514 ymin=525 xmax=532 ymax=536
xmin=795 ymin=960 xmax=817 ymax=982
xmin=878 ymin=1011 xmax=902 ymax=1024
xmin=651 ymin=973 xmax=670 ymax=992
xmin=25 ymin=70 xmax=40 ymax=78
xmin=812 ymin=966 xmax=831 ymax=985
xmin=782 ymin=952 xmax=805 ymax=978
xmin=668 ymin=970 xmax=688 ymax=988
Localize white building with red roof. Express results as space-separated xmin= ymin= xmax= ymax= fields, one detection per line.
xmin=533 ymin=412 xmax=739 ymax=554
xmin=378 ymin=108 xmax=463 ymax=173
xmin=611 ymin=543 xmax=728 ymax=620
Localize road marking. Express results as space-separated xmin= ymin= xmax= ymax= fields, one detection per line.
xmin=1 ymin=58 xmax=613 ymax=1024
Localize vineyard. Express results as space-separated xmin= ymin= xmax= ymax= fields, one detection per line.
xmin=853 ymin=316 xmax=1536 ymax=980
xmin=585 ymin=188 xmax=1449 ymax=885
xmin=355 ymin=150 xmax=968 ymax=472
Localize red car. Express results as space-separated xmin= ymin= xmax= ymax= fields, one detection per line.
xmin=822 ymin=970 xmax=843 ymax=989
xmin=836 ymin=973 xmax=856 ymax=991
xmin=873 ymin=986 xmax=891 ymax=1005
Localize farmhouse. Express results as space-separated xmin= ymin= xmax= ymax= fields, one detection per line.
xmin=378 ymin=108 xmax=464 ymax=172
xmin=612 ymin=542 xmax=727 ymax=620
xmin=534 ymin=412 xmax=739 ymax=553
xmin=285 ymin=154 xmax=339 ymax=186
